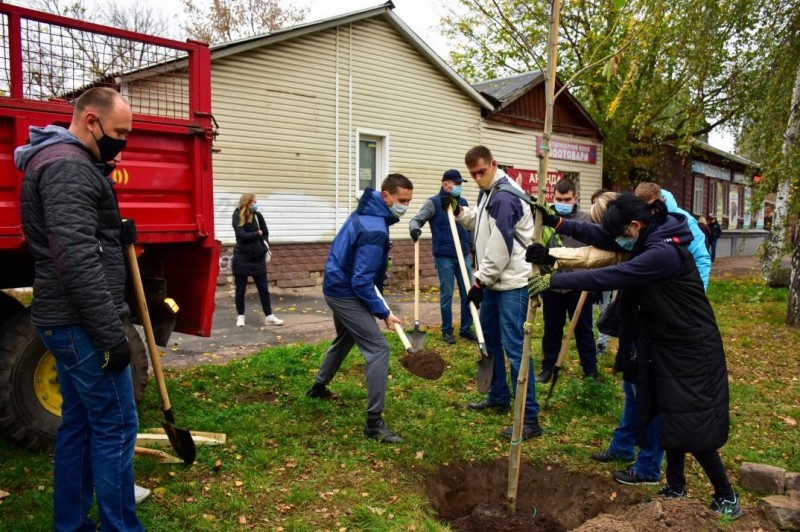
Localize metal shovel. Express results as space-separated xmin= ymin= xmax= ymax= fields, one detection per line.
xmin=408 ymin=238 xmax=427 ymax=350
xmin=126 ymin=244 xmax=196 ymax=465
xmin=446 ymin=206 xmax=492 ymax=393
xmin=544 ymin=290 xmax=589 ymax=407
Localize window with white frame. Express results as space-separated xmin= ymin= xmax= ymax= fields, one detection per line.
xmin=722 ymin=183 xmax=730 ymax=218
xmin=356 ymin=129 xmax=389 ymax=192
xmin=693 ymin=177 xmax=704 ymax=215
xmin=708 ymin=181 xmax=717 ymax=216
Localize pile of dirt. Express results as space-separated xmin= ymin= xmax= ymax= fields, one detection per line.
xmin=400 ymin=349 xmax=445 ymax=380
xmin=426 ymin=459 xmax=773 ymax=531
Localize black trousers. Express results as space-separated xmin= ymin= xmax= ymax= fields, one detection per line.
xmin=665 ymin=448 xmax=734 ymax=497
xmin=234 ymin=273 xmax=273 ymax=316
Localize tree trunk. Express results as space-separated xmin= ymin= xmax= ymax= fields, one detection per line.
xmin=761 ymin=60 xmax=800 ymax=284
xmin=788 ymin=226 xmax=799 ymax=328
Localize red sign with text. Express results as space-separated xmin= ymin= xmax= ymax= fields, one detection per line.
xmin=506 ymin=168 xmax=563 ymax=203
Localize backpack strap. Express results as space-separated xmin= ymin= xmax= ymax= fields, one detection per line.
xmin=489 ymin=183 xmax=561 ymax=248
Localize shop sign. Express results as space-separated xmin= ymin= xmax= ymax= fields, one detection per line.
xmin=733 ymin=172 xmax=749 ymax=184
xmin=536 ymin=137 xmax=597 ymax=164
xmin=506 ymin=168 xmax=563 ymax=202
xmin=692 ymin=160 xmax=730 ymax=180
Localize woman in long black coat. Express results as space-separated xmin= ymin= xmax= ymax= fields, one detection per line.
xmin=527 ymin=193 xmax=741 ymax=520
xmin=232 ymin=193 xmax=283 ymax=327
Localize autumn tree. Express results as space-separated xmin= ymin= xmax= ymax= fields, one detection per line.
xmin=441 ymin=0 xmax=767 ymax=184
xmin=181 ymin=0 xmax=308 ymax=45
xmin=734 ymin=1 xmax=800 ymax=326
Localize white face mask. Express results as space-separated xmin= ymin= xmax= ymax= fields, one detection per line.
xmin=389 ymin=202 xmax=408 ymax=218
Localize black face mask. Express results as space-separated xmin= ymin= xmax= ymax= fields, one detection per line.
xmin=93 ymin=119 xmax=127 ymax=163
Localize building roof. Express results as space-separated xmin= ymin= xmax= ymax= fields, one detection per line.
xmin=473 ymin=70 xmax=604 ymax=139
xmin=692 ymin=139 xmax=757 ymax=169
xmin=472 ymin=71 xmax=545 ymax=108
xmin=210 ymin=1 xmax=494 ymax=112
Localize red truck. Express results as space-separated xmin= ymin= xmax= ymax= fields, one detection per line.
xmin=0 ymin=4 xmax=219 ymax=450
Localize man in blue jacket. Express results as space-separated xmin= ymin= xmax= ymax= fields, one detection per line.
xmin=408 ymin=169 xmax=477 ymax=344
xmin=306 ymin=174 xmax=414 ymax=443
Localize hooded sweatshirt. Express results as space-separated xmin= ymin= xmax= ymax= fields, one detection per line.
xmin=14 ymin=125 xmax=87 ymax=170
xmin=323 ymin=188 xmax=398 ymax=318
xmin=660 ymin=189 xmax=711 ymax=290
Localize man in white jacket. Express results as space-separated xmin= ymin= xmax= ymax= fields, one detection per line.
xmin=450 ymin=145 xmax=542 ymax=440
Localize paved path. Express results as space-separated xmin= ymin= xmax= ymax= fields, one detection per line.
xmin=161 ymin=254 xmax=775 ymax=369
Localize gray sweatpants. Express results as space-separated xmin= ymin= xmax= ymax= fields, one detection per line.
xmin=314 ymin=295 xmax=390 ymax=416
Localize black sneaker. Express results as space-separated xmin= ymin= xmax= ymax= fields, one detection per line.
xmin=613 ymin=467 xmax=659 ymax=485
xmin=442 ymin=331 xmax=456 ymax=344
xmin=363 ymin=420 xmax=403 ymax=443
xmin=535 ymin=369 xmax=553 ymax=383
xmin=459 ymin=330 xmax=479 ymax=343
xmin=709 ymin=491 xmax=742 ymax=520
xmin=467 ymin=399 xmax=510 ymax=412
xmin=500 ymin=418 xmax=542 ymax=440
xmin=591 ymin=449 xmax=632 ymax=463
xmin=657 ymin=485 xmax=687 ymax=498
xmin=305 ymin=383 xmax=338 ymax=400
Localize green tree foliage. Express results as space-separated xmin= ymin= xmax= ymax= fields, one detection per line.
xmin=181 ymin=0 xmax=308 ymax=45
xmin=442 ymin=0 xmax=768 ymax=184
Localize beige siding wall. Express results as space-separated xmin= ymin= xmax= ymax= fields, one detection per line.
xmin=211 ymin=16 xmax=482 ymax=245
xmin=480 ymin=120 xmax=604 ymax=212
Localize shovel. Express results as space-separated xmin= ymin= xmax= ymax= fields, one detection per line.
xmin=407 ymin=238 xmax=427 ymax=350
xmin=446 ymin=205 xmax=492 ymax=393
xmin=126 ymin=244 xmax=196 ymax=465
xmin=374 ymin=286 xmax=414 ymax=354
xmin=544 ymin=290 xmax=589 ymax=407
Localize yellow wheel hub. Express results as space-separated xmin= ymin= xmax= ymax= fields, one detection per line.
xmin=33 ymin=351 xmax=61 ymax=417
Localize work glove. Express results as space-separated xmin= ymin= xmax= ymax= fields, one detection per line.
xmin=120 ymin=218 xmax=137 ymax=246
xmin=533 ymin=202 xmax=561 ymax=228
xmin=101 ymin=337 xmax=131 ymax=373
xmin=440 ymin=194 xmax=461 ymax=216
xmin=410 ymin=228 xmax=422 ymax=242
xmin=527 ymin=274 xmax=552 ymax=299
xmin=525 ymin=243 xmax=556 ymax=265
xmin=467 ymin=279 xmax=484 ymax=309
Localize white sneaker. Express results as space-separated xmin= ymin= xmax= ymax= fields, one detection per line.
xmin=264 ymin=314 xmax=284 ymax=325
xmin=236 ymin=315 xmax=245 ymax=327
xmin=134 ymin=484 xmax=151 ymax=504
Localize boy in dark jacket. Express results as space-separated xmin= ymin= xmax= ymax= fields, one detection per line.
xmin=306 ymin=174 xmax=413 ymax=443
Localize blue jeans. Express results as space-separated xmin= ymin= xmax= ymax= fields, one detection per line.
xmin=481 ymin=287 xmax=539 ymax=421
xmin=607 ymin=379 xmax=663 ymax=480
xmin=37 ymin=324 xmax=143 ymax=532
xmin=434 ymin=256 xmax=473 ymax=335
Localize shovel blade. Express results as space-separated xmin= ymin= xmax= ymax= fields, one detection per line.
xmin=544 ymin=366 xmax=562 ymax=408
xmin=408 ymin=329 xmax=427 ymax=351
xmin=476 ymin=352 xmax=493 ymax=394
xmin=161 ymin=408 xmax=196 ymax=465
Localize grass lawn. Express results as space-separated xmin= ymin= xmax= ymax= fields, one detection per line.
xmin=1 ymin=276 xmax=798 ymax=530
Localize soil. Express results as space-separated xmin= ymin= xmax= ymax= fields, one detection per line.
xmin=400 ymin=349 xmax=445 ymax=380
xmin=426 ymin=460 xmax=774 ymax=531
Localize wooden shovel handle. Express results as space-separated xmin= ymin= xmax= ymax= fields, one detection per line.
xmin=554 ymin=291 xmax=589 ymax=368
xmin=394 ymin=323 xmax=414 ymax=352
xmin=414 ymin=239 xmax=420 ymax=323
xmin=446 ymin=206 xmax=485 ymax=344
xmin=126 ymin=245 xmax=171 ymax=412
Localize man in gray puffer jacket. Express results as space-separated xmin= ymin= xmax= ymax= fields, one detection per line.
xmin=16 ymin=87 xmax=143 ymax=532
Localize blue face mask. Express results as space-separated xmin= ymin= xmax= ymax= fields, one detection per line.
xmin=390 ymin=202 xmax=408 ymax=219
xmin=615 ymin=235 xmax=637 ymax=251
xmin=451 ymin=185 xmax=462 ymax=197
xmin=554 ymin=202 xmax=574 ymax=216
xmin=251 ymin=203 xmax=259 ymax=212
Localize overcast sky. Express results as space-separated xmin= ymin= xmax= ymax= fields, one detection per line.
xmin=61 ymin=0 xmax=735 ymax=151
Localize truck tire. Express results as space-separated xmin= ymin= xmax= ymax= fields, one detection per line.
xmin=0 ymin=310 xmax=148 ymax=452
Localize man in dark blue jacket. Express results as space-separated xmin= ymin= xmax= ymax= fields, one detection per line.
xmin=408 ymin=169 xmax=476 ymax=344
xmin=306 ymin=174 xmax=414 ymax=443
